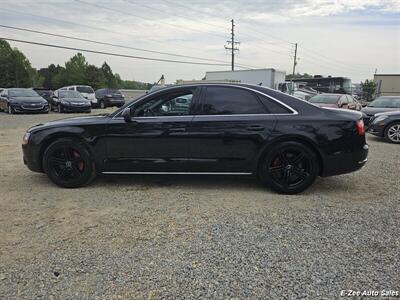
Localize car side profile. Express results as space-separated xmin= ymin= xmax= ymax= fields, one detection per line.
xmin=22 ymin=83 xmax=368 ymax=194
xmin=95 ymin=88 xmax=125 ymax=109
xmin=309 ymin=94 xmax=362 ymax=111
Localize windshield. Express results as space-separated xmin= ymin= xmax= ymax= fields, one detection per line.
xmin=9 ymin=89 xmax=40 ymax=97
xmin=59 ymin=91 xmax=84 ymax=99
xmin=368 ymin=97 xmax=400 ymax=108
xmin=76 ymin=86 xmax=94 ymax=94
xmin=309 ymin=94 xmax=340 ymax=104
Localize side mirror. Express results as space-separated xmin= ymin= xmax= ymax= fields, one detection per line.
xmin=122 ymin=107 xmax=132 ymax=123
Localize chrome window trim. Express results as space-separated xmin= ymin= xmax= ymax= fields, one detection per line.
xmin=112 ymin=84 xmax=298 ymax=120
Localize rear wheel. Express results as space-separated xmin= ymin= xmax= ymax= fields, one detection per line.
xmin=42 ymin=138 xmax=96 ymax=188
xmin=259 ymin=141 xmax=319 ymax=194
xmin=384 ymin=122 xmax=400 ymax=144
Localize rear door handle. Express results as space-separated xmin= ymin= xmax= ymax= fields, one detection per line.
xmin=247 ymin=125 xmax=265 ymax=131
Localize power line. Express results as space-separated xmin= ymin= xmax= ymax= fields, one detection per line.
xmin=0 ymin=37 xmax=233 ymax=66
xmin=75 ymin=0 xmax=227 ymax=39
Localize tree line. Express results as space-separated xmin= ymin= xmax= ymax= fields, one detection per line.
xmin=0 ymin=39 xmax=152 ymax=90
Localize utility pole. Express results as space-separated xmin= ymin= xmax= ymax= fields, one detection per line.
xmin=292 ymin=43 xmax=298 ymax=76
xmin=225 ymin=19 xmax=240 ymax=71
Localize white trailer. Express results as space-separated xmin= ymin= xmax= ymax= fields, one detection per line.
xmin=205 ymin=68 xmax=286 ymax=89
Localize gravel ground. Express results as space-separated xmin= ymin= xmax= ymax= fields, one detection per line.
xmin=0 ymin=110 xmax=399 ymax=299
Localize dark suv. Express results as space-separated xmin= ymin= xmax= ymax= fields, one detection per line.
xmin=95 ymin=89 xmax=125 ymax=109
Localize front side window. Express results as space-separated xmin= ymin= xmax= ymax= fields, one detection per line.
xmin=201 ymin=87 xmax=266 ymax=115
xmin=133 ymin=90 xmax=194 ymax=117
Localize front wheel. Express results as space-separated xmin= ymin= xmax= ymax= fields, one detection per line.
xmin=42 ymin=138 xmax=97 ymax=188
xmin=259 ymin=141 xmax=319 ymax=194
xmin=384 ymin=122 xmax=400 ymax=144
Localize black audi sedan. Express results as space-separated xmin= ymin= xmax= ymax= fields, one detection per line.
xmin=0 ymin=88 xmax=49 ymax=114
xmin=95 ymin=88 xmax=125 ymax=109
xmin=368 ymin=111 xmax=400 ymax=143
xmin=22 ymin=83 xmax=368 ymax=194
xmin=52 ymin=90 xmax=92 ymax=113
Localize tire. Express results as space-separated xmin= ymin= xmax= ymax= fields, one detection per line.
xmin=384 ymin=122 xmax=400 ymax=144
xmin=42 ymin=138 xmax=97 ymax=188
xmin=8 ymin=105 xmax=14 ymax=114
xmin=258 ymin=141 xmax=319 ymax=194
xmin=99 ymin=100 xmax=105 ymax=109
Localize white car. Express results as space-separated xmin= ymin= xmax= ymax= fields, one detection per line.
xmin=59 ymin=85 xmax=97 ymax=107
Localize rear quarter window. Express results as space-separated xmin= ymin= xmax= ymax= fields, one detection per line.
xmin=257 ymin=94 xmax=293 ymax=114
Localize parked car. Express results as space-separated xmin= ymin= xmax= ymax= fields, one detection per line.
xmin=22 ymin=83 xmax=368 ymax=194
xmin=361 ymin=96 xmax=400 ymax=122
xmin=52 ymin=90 xmax=91 ymax=113
xmin=95 ymin=88 xmax=125 ymax=109
xmin=368 ymin=111 xmax=400 ymax=143
xmin=0 ymin=88 xmax=49 ymax=114
xmin=32 ymin=88 xmax=54 ymax=104
xmin=59 ymin=85 xmax=97 ymax=107
xmin=308 ymin=94 xmax=362 ymax=110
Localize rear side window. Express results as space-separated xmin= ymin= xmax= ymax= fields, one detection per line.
xmin=256 ymin=94 xmax=292 ymax=114
xmin=201 ymin=87 xmax=266 ymax=115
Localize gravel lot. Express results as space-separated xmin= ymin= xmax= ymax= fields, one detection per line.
xmin=0 ymin=110 xmax=399 ymax=299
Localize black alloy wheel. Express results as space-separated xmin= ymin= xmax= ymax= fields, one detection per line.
xmin=43 ymin=138 xmax=96 ymax=188
xmin=260 ymin=141 xmax=319 ymax=194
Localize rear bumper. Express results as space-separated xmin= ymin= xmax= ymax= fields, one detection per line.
xmin=106 ymin=99 xmax=125 ymax=107
xmin=321 ymin=144 xmax=369 ymax=177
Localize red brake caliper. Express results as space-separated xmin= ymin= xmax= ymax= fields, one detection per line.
xmin=73 ymin=150 xmax=84 ymax=171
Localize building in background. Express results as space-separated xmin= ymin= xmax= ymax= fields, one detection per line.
xmin=374 ymin=74 xmax=400 ymax=97
xmin=205 ymin=68 xmax=286 ymax=89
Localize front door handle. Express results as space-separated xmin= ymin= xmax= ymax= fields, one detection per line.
xmin=247 ymin=125 xmax=265 ymax=131
xmin=168 ymin=128 xmax=186 ymax=133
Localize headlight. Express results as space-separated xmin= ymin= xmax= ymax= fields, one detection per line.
xmin=22 ymin=132 xmax=31 ymax=145
xmin=61 ymin=100 xmax=69 ymax=105
xmin=374 ymin=115 xmax=388 ymax=123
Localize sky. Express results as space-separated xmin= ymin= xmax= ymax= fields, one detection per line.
xmin=0 ymin=0 xmax=399 ymax=84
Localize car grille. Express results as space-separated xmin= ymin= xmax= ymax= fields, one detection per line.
xmin=21 ymin=103 xmax=45 ymax=110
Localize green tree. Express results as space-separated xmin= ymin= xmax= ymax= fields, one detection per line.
xmin=39 ymin=64 xmax=63 ymax=89
xmin=86 ymin=64 xmax=106 ymax=90
xmin=0 ymin=39 xmax=43 ymax=87
xmin=53 ymin=53 xmax=88 ymax=87
xmin=101 ymin=62 xmax=118 ymax=88
xmin=361 ymin=79 xmax=376 ymax=101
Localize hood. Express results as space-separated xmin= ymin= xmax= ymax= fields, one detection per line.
xmin=361 ymin=106 xmax=400 ymax=116
xmin=28 ymin=114 xmax=109 ymax=133
xmin=61 ymin=97 xmax=91 ymax=103
xmin=10 ymin=96 xmax=46 ymax=103
xmin=374 ymin=110 xmax=400 ymax=118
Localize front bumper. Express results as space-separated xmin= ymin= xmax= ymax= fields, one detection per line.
xmin=22 ymin=143 xmax=43 ymax=173
xmin=12 ymin=104 xmax=49 ymax=113
xmin=368 ymin=123 xmax=385 ymax=137
xmin=60 ymin=103 xmax=91 ymax=112
xmin=322 ymin=144 xmax=369 ymax=177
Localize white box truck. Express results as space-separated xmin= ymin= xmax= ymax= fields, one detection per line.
xmin=205 ymin=68 xmax=286 ymax=89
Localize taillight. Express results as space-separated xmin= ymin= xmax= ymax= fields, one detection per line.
xmin=356 ymin=120 xmax=365 ymax=135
